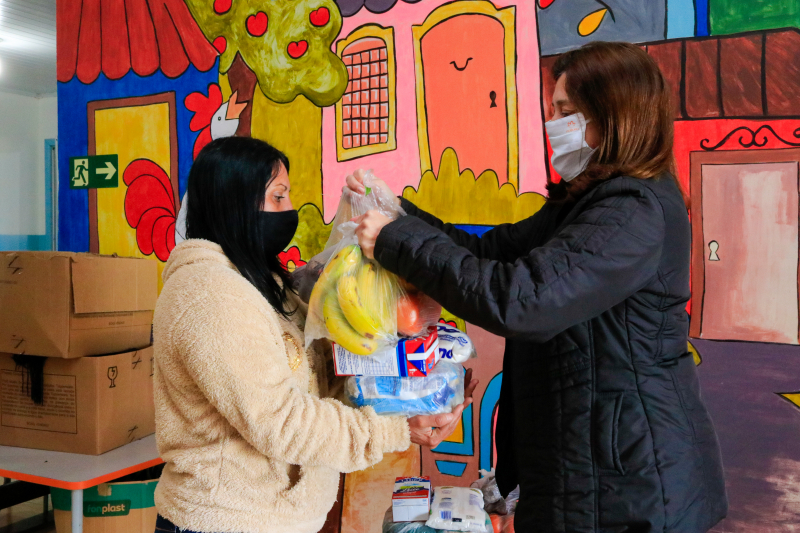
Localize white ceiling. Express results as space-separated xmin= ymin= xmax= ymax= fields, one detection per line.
xmin=0 ymin=0 xmax=56 ymax=97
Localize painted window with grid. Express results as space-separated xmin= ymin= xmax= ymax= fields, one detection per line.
xmin=336 ymin=27 xmax=396 ymax=161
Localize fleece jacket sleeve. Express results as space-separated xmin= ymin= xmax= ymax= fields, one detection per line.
xmin=171 ymin=287 xmax=410 ymax=473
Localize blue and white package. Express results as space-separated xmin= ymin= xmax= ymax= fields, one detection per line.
xmin=436 ymin=324 xmax=477 ymax=364
xmin=346 ymin=361 xmax=465 ymax=417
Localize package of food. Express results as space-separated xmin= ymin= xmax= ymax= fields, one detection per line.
xmin=382 ymin=508 xmax=494 ymax=533
xmin=382 ymin=507 xmax=438 ymax=533
xmin=436 ymin=324 xmax=477 ymax=364
xmin=345 ymin=361 xmax=465 ymax=417
xmin=334 ymin=328 xmax=440 ymax=378
xmin=391 ymin=476 xmax=432 ymax=522
xmin=426 ymin=487 xmax=488 ymax=533
xmin=303 ymin=172 xmax=440 ymax=354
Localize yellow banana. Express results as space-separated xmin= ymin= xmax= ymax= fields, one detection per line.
xmin=323 ymin=293 xmax=377 ymax=355
xmin=358 ymin=261 xmax=395 ymax=333
xmin=337 ymin=274 xmax=382 ymax=339
xmin=308 ymin=244 xmax=361 ymax=318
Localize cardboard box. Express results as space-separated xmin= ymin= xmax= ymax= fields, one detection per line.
xmin=333 ymin=329 xmax=439 ymax=377
xmin=0 ymin=252 xmax=157 ymax=359
xmin=392 ymin=476 xmax=431 ymax=522
xmin=52 ymin=474 xmax=159 ymax=533
xmin=0 ymin=347 xmax=155 ymax=455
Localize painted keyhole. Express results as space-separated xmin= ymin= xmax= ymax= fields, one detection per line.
xmin=490 ymin=91 xmax=497 ymax=108
xmin=709 ymin=240 xmax=720 ymax=261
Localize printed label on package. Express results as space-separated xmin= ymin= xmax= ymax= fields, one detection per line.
xmin=0 ymin=371 xmax=78 ymax=434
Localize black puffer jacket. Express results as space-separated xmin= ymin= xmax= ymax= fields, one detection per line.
xmin=375 ymin=175 xmax=727 ymax=532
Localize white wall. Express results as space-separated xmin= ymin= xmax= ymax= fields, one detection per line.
xmin=0 ymin=92 xmax=57 ymax=235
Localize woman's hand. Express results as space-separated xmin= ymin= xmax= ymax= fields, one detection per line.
xmin=353 ymin=210 xmax=392 ymax=259
xmin=345 ymin=169 xmax=399 ymax=207
xmin=408 ymin=369 xmax=479 ymax=448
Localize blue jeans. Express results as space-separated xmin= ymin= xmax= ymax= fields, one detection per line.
xmin=155 ymin=515 xmax=210 ymax=533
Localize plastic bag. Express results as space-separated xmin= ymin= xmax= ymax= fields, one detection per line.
xmin=426 ymin=487 xmax=488 ymax=533
xmin=437 ymin=324 xmax=477 ymax=364
xmin=488 ymin=514 xmax=515 ymax=533
xmin=345 ymin=361 xmax=465 ymax=417
xmin=397 ymin=279 xmax=443 ymax=338
xmin=471 ymin=470 xmax=507 ymax=516
xmin=504 ymin=486 xmax=519 ymax=516
xmin=382 ymin=507 xmax=439 ymax=533
xmin=382 ymin=508 xmax=493 ymax=533
xmin=303 ymin=172 xmax=439 ymax=353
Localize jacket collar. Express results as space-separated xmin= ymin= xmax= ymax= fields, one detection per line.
xmin=163 ymin=239 xmax=237 ymax=284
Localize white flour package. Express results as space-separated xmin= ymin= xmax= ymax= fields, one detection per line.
xmin=436 ymin=324 xmax=477 ymax=364
xmin=426 ymin=486 xmax=488 ymax=532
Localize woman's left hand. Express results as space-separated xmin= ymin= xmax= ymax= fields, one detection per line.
xmin=353 ymin=210 xmax=392 ymax=260
xmin=407 ymin=369 xmax=479 ymax=448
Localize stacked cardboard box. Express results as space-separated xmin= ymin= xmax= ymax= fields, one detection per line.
xmin=0 ymin=252 xmax=158 ymax=455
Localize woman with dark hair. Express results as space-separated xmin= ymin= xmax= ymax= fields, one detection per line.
xmin=348 ymin=41 xmax=728 ymax=532
xmin=152 ymin=136 xmax=475 ymax=533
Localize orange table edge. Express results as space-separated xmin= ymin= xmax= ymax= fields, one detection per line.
xmin=0 ymin=458 xmax=165 ymax=490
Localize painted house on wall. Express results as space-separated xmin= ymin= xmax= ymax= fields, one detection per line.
xmin=541 ymin=28 xmax=800 ymax=346
xmin=321 ymin=0 xmax=548 ymax=220
xmin=57 ymin=0 xmax=224 ymax=286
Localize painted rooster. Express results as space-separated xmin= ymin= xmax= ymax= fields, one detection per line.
xmin=184 ymin=83 xmax=247 ymax=158
xmin=123 ymin=159 xmax=177 ymax=262
xmin=172 ymin=83 xmax=248 ymax=245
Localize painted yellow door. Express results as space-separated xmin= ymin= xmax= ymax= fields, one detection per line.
xmin=94 ymin=103 xmax=172 ymax=291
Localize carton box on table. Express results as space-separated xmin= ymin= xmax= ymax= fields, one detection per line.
xmin=0 ymin=252 xmax=157 ymax=359
xmin=392 ymin=476 xmax=432 ymax=522
xmin=333 ymin=328 xmax=439 ymax=377
xmin=0 ymin=346 xmax=155 ymax=455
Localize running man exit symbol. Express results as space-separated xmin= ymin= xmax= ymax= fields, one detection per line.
xmin=69 ymin=155 xmax=119 ymax=189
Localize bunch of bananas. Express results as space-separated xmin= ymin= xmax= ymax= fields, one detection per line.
xmin=308 ymin=244 xmax=398 ymax=355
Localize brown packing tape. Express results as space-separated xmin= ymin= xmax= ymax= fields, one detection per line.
xmin=54 ymin=507 xmax=158 ymax=533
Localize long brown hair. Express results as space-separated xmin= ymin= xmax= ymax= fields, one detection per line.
xmin=546 ymin=41 xmax=687 ymax=205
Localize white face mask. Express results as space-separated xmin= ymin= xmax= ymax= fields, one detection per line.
xmin=545 ymin=112 xmax=597 ymax=182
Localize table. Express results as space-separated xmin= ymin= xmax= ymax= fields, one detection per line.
xmin=0 ymin=435 xmax=162 ymax=533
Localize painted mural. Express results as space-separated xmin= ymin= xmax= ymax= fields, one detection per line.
xmin=55 ymin=0 xmax=800 ymax=531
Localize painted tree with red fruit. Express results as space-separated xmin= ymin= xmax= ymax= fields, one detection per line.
xmin=185 ymin=0 xmax=349 ymax=209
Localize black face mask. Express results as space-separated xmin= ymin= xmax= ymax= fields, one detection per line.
xmin=257 ymin=210 xmax=299 ymax=256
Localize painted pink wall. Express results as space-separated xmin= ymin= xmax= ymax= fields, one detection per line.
xmin=321 ymin=0 xmax=547 ymax=220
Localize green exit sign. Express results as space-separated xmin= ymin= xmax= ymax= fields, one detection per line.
xmin=70 ymin=155 xmax=119 ymax=189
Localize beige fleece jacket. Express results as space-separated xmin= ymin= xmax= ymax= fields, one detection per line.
xmin=153 ymin=240 xmax=410 ymax=533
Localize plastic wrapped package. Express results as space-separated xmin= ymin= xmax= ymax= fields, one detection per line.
xmin=303 ymin=173 xmax=440 ymax=354
xmin=382 ymin=508 xmax=493 ymax=533
xmin=382 ymin=507 xmax=439 ymax=533
xmin=436 ymin=324 xmax=477 ymax=364
xmin=426 ymin=487 xmax=488 ymax=533
xmin=346 ymin=362 xmax=465 ymax=417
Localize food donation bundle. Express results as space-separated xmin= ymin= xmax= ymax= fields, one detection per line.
xmin=345 ymin=361 xmax=465 ymax=417
xmin=303 ymin=173 xmax=441 ymax=356
xmin=297 ymin=172 xmax=476 ymax=418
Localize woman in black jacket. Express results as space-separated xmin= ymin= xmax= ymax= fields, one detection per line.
xmin=349 ymin=42 xmax=728 ymax=532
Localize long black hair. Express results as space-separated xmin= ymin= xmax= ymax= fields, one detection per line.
xmin=185 ymin=136 xmax=295 ymax=317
